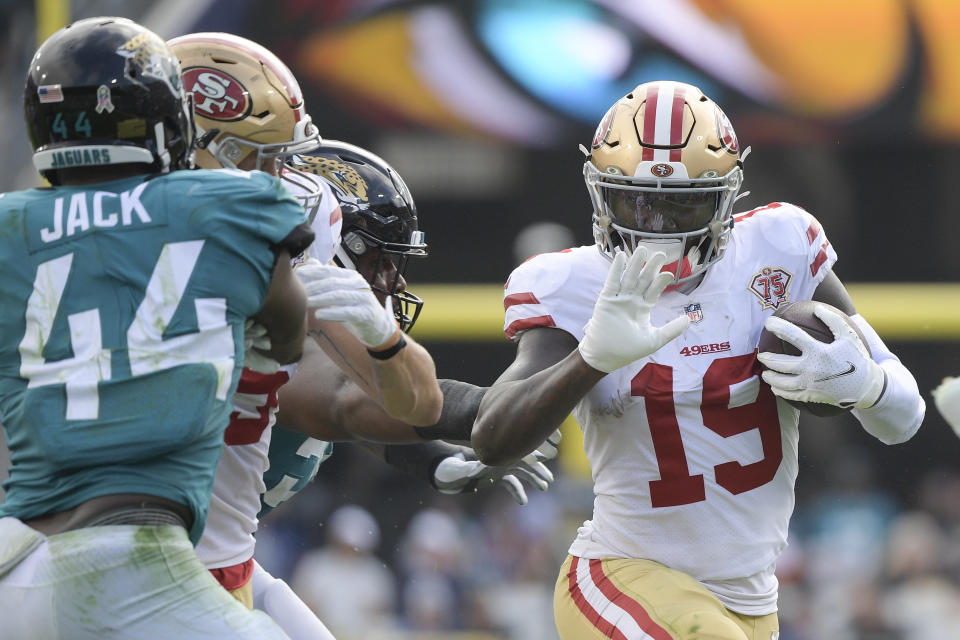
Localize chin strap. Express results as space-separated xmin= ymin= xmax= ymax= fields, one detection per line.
xmin=333 ymin=245 xmax=358 ymax=271
xmin=195 ymin=126 xmax=220 ymax=150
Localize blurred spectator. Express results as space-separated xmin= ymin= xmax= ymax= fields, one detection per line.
xmin=914 ymin=467 xmax=960 ymax=579
xmin=773 ymin=538 xmax=811 ymax=640
xmin=395 ymin=508 xmax=470 ymax=631
xmin=474 ymin=493 xmax=561 ymax=640
xmin=846 ymin=580 xmax=903 ymax=640
xmin=791 ymin=446 xmax=900 ymax=638
xmin=290 ymin=504 xmax=398 ymax=638
xmin=881 ymin=511 xmax=960 ymax=639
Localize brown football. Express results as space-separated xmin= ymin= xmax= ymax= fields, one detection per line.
xmin=757 ymin=300 xmax=870 ymax=417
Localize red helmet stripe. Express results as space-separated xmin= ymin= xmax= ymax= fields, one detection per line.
xmin=669 ymin=84 xmax=685 ymax=162
xmin=641 ymin=85 xmax=658 ymax=162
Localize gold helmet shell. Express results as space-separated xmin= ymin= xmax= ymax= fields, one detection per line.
xmin=168 ymin=32 xmax=320 ymax=172
xmin=584 ymin=81 xmax=745 ymax=284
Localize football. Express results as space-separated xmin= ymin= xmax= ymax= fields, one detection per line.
xmin=757 ymin=300 xmax=870 ymax=417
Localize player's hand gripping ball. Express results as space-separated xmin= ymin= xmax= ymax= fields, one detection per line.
xmin=757 ymin=300 xmax=873 ymax=417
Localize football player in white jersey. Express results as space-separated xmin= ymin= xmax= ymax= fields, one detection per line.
xmin=168 ymin=34 xmax=556 ymax=639
xmin=464 ymin=81 xmax=927 ymax=640
xmin=165 ymin=30 xmax=441 ymax=604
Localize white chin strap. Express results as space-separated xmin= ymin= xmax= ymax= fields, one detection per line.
xmin=635 ymin=238 xmax=684 ymax=265
xmin=333 ymin=245 xmax=358 ymax=271
xmin=632 ymin=238 xmax=703 ymax=287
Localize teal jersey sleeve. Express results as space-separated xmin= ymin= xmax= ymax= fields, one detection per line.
xmin=0 ymin=169 xmax=306 ymax=544
xmin=259 ymin=426 xmax=333 ymax=519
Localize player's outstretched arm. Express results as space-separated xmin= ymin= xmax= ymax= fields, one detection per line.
xmin=295 ymin=261 xmax=442 ymax=426
xmin=276 ymin=338 xmax=566 ymax=494
xmin=473 ymin=248 xmax=690 ymax=466
xmin=355 ymin=440 xmax=555 ymax=506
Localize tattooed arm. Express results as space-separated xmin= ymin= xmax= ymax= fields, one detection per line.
xmin=304 ymin=317 xmax=442 ymax=426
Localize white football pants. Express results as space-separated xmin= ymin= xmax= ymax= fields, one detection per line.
xmin=0 ymin=517 xmax=290 ymax=639
xmin=252 ymin=560 xmax=337 ymax=640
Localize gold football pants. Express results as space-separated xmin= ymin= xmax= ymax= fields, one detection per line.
xmin=554 ymin=555 xmax=779 ymax=640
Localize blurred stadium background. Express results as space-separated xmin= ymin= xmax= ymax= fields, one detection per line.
xmin=3 ymin=1 xmax=960 ymax=638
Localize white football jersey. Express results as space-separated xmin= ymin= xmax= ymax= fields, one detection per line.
xmin=195 ymin=366 xmax=294 ymax=568
xmin=196 ymin=172 xmax=342 ymax=570
xmin=503 ymin=202 xmax=837 ymax=615
xmin=284 ymin=169 xmax=343 ymax=265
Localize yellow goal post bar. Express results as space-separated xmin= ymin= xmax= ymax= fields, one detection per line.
xmin=409 ymin=283 xmax=960 ymax=342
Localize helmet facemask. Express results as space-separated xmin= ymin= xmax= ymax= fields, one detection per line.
xmin=587 ymin=160 xmax=743 ymax=286
xmin=335 ymin=228 xmax=428 ymax=333
xmin=279 ymin=160 xmax=325 ymax=211
xmin=203 ymin=115 xmax=320 ymax=174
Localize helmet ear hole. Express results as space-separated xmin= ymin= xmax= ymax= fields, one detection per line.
xmin=343 ymin=231 xmax=367 ymax=255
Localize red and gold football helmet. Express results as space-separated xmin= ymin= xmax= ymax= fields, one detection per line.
xmin=585 ymin=81 xmax=745 ymax=286
xmin=167 ymin=32 xmax=320 ymax=176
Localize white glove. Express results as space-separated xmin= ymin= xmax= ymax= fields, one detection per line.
xmin=295 ymin=262 xmax=398 ymax=348
xmin=243 ymin=319 xmax=281 ymax=374
xmin=432 ymin=446 xmax=556 ymax=506
xmin=932 ymin=376 xmax=960 ymax=438
xmin=535 ymin=428 xmax=562 ymax=460
xmin=578 ymin=248 xmax=691 ymax=373
xmin=757 ymin=305 xmax=885 ymax=409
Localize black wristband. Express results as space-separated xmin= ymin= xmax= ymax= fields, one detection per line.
xmin=412 ymin=379 xmax=487 ymax=442
xmin=367 ymin=334 xmax=407 ymax=360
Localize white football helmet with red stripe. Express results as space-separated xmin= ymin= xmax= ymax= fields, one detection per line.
xmin=585 ymin=81 xmax=744 ymax=287
xmin=168 ymin=33 xmax=320 ymax=177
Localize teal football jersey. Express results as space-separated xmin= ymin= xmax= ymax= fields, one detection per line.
xmin=0 ymin=168 xmax=307 ymax=544
xmin=259 ymin=426 xmax=332 ymax=519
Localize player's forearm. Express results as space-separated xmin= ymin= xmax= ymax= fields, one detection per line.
xmin=472 ymin=349 xmax=602 ymax=466
xmin=265 ymin=311 xmax=307 ymax=365
xmin=256 ymin=251 xmax=308 ymax=365
xmin=853 ymin=358 xmax=925 ymax=444
xmin=412 ymin=379 xmax=487 ymax=444
xmin=368 ymin=332 xmax=443 ymax=426
xmin=307 ymin=317 xmax=378 ymax=398
xmin=849 ymin=314 xmax=925 ymax=444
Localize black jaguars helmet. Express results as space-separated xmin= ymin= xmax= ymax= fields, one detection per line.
xmin=24 ymin=16 xmax=195 ymax=185
xmin=289 ymin=140 xmax=428 ymax=332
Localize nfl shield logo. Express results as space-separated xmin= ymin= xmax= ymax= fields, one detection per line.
xmin=684 ymin=303 xmax=703 ymax=324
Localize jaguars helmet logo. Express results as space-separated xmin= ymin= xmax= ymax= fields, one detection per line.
xmin=298 ymin=156 xmax=368 ymax=202
xmin=116 ymin=32 xmax=182 ymax=97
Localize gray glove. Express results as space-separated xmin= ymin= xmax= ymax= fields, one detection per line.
xmin=432 ymin=433 xmax=560 ymax=505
